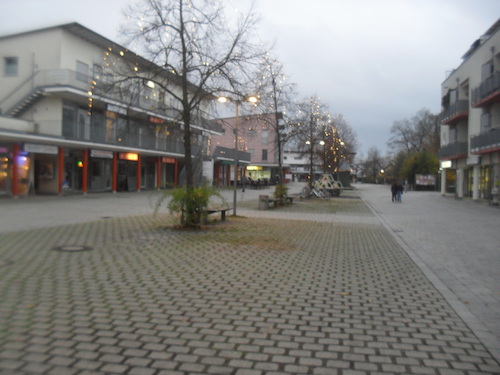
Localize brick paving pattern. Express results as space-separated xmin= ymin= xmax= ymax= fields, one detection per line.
xmin=1 ymin=194 xmax=499 ymax=374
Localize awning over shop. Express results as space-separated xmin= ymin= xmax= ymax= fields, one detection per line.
xmin=213 ymin=146 xmax=251 ymax=165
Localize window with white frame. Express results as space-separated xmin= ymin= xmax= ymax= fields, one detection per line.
xmin=261 ymin=129 xmax=268 ymax=145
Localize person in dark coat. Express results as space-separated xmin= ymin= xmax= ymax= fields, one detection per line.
xmin=396 ymin=182 xmax=404 ymax=202
xmin=391 ymin=183 xmax=397 ymax=202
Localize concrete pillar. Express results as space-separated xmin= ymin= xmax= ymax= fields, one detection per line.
xmin=441 ymin=168 xmax=447 ymax=195
xmin=472 ymin=165 xmax=480 ymax=200
xmin=456 ymin=169 xmax=464 ymax=199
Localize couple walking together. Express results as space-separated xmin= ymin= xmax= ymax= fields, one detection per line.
xmin=391 ymin=182 xmax=404 ymax=202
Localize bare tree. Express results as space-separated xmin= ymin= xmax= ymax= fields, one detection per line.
xmin=388 ymin=108 xmax=439 ymax=154
xmin=252 ymin=55 xmax=296 ymax=185
xmin=111 ymin=0 xmax=265 ymax=189
xmin=361 ymin=146 xmax=386 ymax=183
xmin=319 ymin=114 xmax=357 ymax=174
xmin=290 ymin=95 xmax=331 ymax=186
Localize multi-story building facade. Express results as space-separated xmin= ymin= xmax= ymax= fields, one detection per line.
xmin=209 ymin=113 xmax=285 ymax=186
xmin=0 ymin=23 xmax=221 ymax=197
xmin=283 ymin=150 xmax=322 ymax=182
xmin=439 ymin=19 xmax=500 ymax=202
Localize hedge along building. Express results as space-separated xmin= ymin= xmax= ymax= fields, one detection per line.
xmin=0 ymin=23 xmax=222 ymax=197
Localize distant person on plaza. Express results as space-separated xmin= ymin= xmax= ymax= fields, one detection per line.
xmin=391 ymin=182 xmax=397 ymax=202
xmin=242 ymin=175 xmax=247 ymax=192
xmin=396 ymin=182 xmax=404 ymax=202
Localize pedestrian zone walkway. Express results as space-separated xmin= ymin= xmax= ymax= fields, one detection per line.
xmin=0 ymin=183 xmax=499 ymax=374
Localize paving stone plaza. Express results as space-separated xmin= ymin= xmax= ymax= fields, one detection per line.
xmin=0 ymin=184 xmax=499 ymax=374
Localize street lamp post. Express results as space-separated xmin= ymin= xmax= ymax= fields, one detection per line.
xmin=218 ymin=95 xmax=258 ymax=216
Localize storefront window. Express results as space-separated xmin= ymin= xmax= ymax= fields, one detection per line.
xmin=16 ymin=154 xmax=30 ymax=196
xmin=480 ymin=166 xmax=490 ymax=199
xmin=0 ymin=154 xmax=9 ymax=195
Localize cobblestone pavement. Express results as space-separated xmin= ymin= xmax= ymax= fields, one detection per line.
xmin=1 ymin=186 xmax=499 ymax=374
xmin=355 ymin=184 xmax=500 ymax=363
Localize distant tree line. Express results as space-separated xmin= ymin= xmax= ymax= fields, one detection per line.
xmin=360 ymin=108 xmax=440 ymax=187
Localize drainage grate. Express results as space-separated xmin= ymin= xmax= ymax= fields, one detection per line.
xmin=54 ymin=245 xmax=93 ymax=252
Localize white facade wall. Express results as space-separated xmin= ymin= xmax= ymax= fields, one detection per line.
xmin=440 ymin=21 xmax=500 ymax=200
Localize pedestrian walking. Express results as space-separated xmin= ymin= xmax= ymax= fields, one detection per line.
xmin=242 ymin=175 xmax=247 ymax=192
xmin=391 ymin=182 xmax=397 ymax=202
xmin=396 ymin=182 xmax=403 ymax=202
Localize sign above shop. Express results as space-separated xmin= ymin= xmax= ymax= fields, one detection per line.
xmin=24 ymin=143 xmax=58 ymax=155
xmin=107 ymin=104 xmax=127 ymax=115
xmin=440 ymin=160 xmax=452 ymax=169
xmin=91 ymin=150 xmax=113 ymax=159
xmin=119 ymin=152 xmax=139 ymax=161
xmin=466 ymin=156 xmax=481 ymax=165
xmin=149 ymin=116 xmax=165 ymax=124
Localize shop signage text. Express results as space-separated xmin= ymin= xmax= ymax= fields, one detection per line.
xmin=24 ymin=143 xmax=58 ymax=155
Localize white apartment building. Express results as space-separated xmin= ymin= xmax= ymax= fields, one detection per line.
xmin=439 ymin=19 xmax=500 ymax=202
xmin=0 ymin=23 xmax=221 ymax=197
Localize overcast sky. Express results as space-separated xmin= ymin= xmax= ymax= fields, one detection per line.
xmin=1 ymin=0 xmax=499 ymax=157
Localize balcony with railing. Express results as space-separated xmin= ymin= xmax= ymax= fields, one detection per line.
xmin=439 ymin=100 xmax=469 ymax=125
xmin=3 ymin=69 xmax=221 ymax=133
xmin=60 ymin=119 xmax=187 ymax=154
xmin=470 ymin=128 xmax=500 ymax=154
xmin=472 ymin=72 xmax=500 ymax=108
xmin=438 ymin=141 xmax=468 ymax=160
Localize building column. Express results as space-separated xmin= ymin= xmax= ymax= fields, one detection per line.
xmin=472 ymin=165 xmax=480 ymax=200
xmin=216 ymin=162 xmax=221 ymax=186
xmin=12 ymin=144 xmax=20 ymax=198
xmin=58 ymin=147 xmax=64 ymax=195
xmin=136 ymin=154 xmax=141 ymax=192
xmin=82 ymin=150 xmax=88 ymax=194
xmin=157 ymin=157 xmax=162 ymax=189
xmin=112 ymin=153 xmax=118 ymax=193
xmin=440 ymin=168 xmax=447 ymax=195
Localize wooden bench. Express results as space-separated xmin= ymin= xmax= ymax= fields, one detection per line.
xmin=259 ymin=195 xmax=279 ymax=210
xmin=203 ymin=207 xmax=232 ymax=224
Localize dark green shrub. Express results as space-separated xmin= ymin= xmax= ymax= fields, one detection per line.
xmin=154 ymin=184 xmax=223 ymax=228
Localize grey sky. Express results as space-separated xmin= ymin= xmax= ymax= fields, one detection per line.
xmin=1 ymin=0 xmax=499 ymax=157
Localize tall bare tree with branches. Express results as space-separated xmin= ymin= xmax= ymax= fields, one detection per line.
xmin=290 ymin=95 xmax=331 ymax=186
xmin=252 ymin=55 xmax=296 ymax=186
xmin=111 ymin=0 xmax=265 ymax=189
xmin=388 ymin=108 xmax=439 ymax=154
